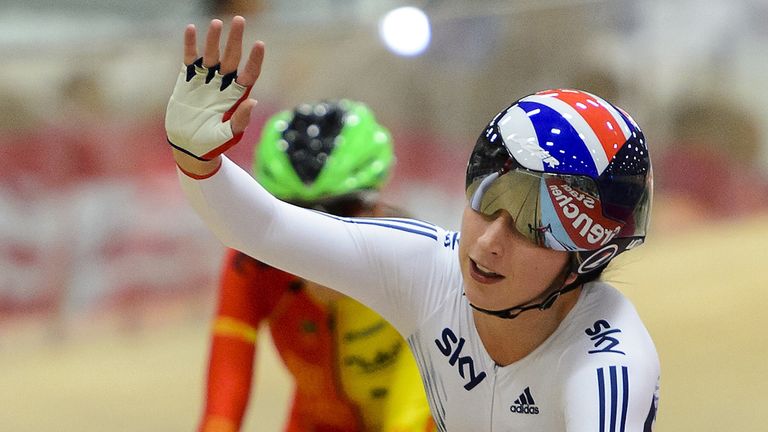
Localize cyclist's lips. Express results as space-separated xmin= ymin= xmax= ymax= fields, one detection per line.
xmin=469 ymin=258 xmax=505 ymax=284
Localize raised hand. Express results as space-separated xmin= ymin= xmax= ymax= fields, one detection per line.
xmin=166 ymin=16 xmax=265 ymax=173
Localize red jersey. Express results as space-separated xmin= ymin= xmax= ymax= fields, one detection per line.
xmin=199 ymin=249 xmax=433 ymax=432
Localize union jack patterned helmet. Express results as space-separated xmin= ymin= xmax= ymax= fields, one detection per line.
xmin=466 ymin=89 xmax=652 ymax=274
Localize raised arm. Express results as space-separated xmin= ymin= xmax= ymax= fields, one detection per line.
xmin=165 ymin=17 xmax=457 ymax=336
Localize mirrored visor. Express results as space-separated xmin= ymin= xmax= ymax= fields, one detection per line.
xmin=466 ymin=166 xmax=649 ymax=252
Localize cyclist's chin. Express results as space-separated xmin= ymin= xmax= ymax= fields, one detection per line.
xmin=464 ymin=281 xmax=509 ymax=310
xmin=465 ymin=276 xmax=542 ymax=312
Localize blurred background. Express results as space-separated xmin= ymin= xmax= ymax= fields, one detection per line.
xmin=1 ymin=0 xmax=767 ymax=430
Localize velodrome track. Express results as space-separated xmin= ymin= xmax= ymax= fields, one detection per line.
xmin=2 ymin=214 xmax=767 ymax=431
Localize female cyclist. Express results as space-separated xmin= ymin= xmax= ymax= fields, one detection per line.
xmin=197 ymin=100 xmax=434 ymax=432
xmin=168 ymin=17 xmax=659 ymax=431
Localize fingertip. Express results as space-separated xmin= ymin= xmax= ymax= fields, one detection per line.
xmin=233 ymin=15 xmax=245 ymax=23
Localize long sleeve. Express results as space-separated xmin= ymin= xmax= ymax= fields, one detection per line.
xmin=178 ymin=157 xmax=458 ymax=337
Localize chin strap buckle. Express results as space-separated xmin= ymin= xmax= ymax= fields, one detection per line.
xmin=539 ymin=290 xmax=562 ymax=310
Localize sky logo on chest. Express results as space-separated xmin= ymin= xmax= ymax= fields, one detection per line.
xmin=434 ymin=327 xmax=487 ymax=391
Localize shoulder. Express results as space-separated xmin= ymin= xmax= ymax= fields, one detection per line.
xmin=553 ymin=283 xmax=661 ymax=429
xmin=553 ymin=282 xmax=659 ymax=384
xmin=354 ymin=213 xmax=460 ymax=255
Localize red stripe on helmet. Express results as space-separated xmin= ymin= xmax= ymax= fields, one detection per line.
xmin=536 ymin=89 xmax=627 ymax=162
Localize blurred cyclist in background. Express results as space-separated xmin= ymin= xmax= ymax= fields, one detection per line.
xmin=197 ymin=99 xmax=435 ymax=432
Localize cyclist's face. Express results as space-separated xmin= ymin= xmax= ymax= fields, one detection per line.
xmin=459 ymin=205 xmax=570 ymax=311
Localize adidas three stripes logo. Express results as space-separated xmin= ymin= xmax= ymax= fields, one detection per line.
xmin=510 ymin=387 xmax=540 ymax=415
xmin=597 ymin=366 xmax=630 ymax=432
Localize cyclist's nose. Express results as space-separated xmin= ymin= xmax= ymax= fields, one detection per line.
xmin=476 ymin=212 xmax=515 ymax=257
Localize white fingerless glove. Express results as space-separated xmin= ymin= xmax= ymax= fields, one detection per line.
xmin=165 ymin=59 xmax=252 ymax=160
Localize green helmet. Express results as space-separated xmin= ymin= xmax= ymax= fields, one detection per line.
xmin=254 ymin=99 xmax=394 ymax=204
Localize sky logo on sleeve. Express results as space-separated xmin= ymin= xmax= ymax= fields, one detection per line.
xmin=585 ymin=319 xmax=625 ymax=355
xmin=443 ymin=232 xmax=460 ymax=250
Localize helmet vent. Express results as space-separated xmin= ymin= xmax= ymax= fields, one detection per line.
xmin=283 ymin=101 xmax=345 ymax=184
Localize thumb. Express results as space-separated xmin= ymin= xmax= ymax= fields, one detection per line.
xmin=230 ymin=98 xmax=257 ymax=135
